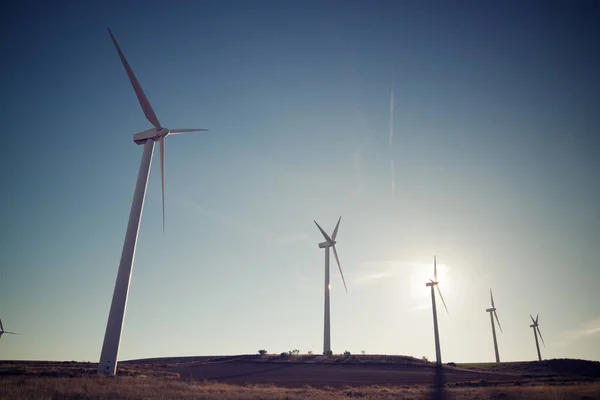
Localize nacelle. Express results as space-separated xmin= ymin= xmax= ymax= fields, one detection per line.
xmin=133 ymin=128 xmax=159 ymax=144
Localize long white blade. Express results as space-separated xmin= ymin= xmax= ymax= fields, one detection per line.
xmin=314 ymin=221 xmax=332 ymax=243
xmin=490 ymin=288 xmax=495 ymax=308
xmin=0 ymin=318 xmax=3 ymax=331
xmin=537 ymin=326 xmax=545 ymax=347
xmin=168 ymin=128 xmax=209 ymax=135
xmin=530 ymin=314 xmax=536 ymax=325
xmin=160 ymin=137 xmax=165 ymax=232
xmin=436 ymin=285 xmax=449 ymax=314
xmin=331 ymin=216 xmax=341 ymax=241
xmin=4 ymin=332 xmax=18 ymax=335
xmin=536 ymin=314 xmax=539 ymax=325
xmin=332 ymin=245 xmax=348 ymax=293
xmin=108 ymin=28 xmax=161 ymax=129
xmin=434 ymin=255 xmax=437 ymax=281
xmin=494 ymin=310 xmax=503 ymax=333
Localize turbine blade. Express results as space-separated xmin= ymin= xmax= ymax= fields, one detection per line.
xmin=490 ymin=288 xmax=495 ymax=308
xmin=530 ymin=314 xmax=536 ymax=324
xmin=536 ymin=314 xmax=539 ymax=324
xmin=168 ymin=128 xmax=209 ymax=135
xmin=5 ymin=332 xmax=18 ymax=335
xmin=331 ymin=216 xmax=342 ymax=241
xmin=0 ymin=318 xmax=3 ymax=331
xmin=434 ymin=255 xmax=437 ymax=281
xmin=108 ymin=28 xmax=161 ymax=129
xmin=494 ymin=310 xmax=503 ymax=333
xmin=314 ymin=221 xmax=333 ymax=242
xmin=160 ymin=137 xmax=165 ymax=233
xmin=332 ymin=245 xmax=348 ymax=293
xmin=436 ymin=285 xmax=449 ymax=314
xmin=537 ymin=326 xmax=546 ymax=347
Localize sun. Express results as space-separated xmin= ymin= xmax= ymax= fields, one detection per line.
xmin=409 ymin=257 xmax=453 ymax=300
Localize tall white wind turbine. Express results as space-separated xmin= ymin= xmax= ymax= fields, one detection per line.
xmin=0 ymin=318 xmax=18 ymax=339
xmin=314 ymin=217 xmax=347 ymax=355
xmin=426 ymin=255 xmax=449 ymax=366
xmin=98 ymin=29 xmax=208 ymax=376
xmin=486 ymin=288 xmax=503 ymax=362
xmin=529 ymin=314 xmax=545 ymax=361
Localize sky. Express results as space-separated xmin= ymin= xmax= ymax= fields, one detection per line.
xmin=1 ymin=0 xmax=599 ymax=364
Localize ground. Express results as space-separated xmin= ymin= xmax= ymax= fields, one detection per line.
xmin=1 ymin=354 xmax=599 ymax=399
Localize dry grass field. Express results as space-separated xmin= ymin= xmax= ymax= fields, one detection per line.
xmin=1 ymin=356 xmax=599 ymax=399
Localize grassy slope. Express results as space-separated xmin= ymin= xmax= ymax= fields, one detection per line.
xmin=1 ymin=376 xmax=599 ymax=400
xmin=122 ymin=353 xmax=429 ymax=365
xmin=2 ymin=357 xmax=600 ymax=399
xmin=457 ymin=359 xmax=600 ymax=379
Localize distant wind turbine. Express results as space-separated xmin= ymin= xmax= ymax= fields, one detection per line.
xmin=529 ymin=314 xmax=546 ymax=361
xmin=98 ymin=28 xmax=208 ymax=376
xmin=486 ymin=288 xmax=503 ymax=362
xmin=0 ymin=318 xmax=18 ymax=339
xmin=314 ymin=217 xmax=348 ymax=355
xmin=426 ymin=255 xmax=449 ymax=366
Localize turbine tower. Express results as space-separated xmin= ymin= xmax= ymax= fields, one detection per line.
xmin=0 ymin=318 xmax=18 ymax=339
xmin=98 ymin=29 xmax=208 ymax=376
xmin=314 ymin=217 xmax=348 ymax=355
xmin=426 ymin=255 xmax=449 ymax=366
xmin=486 ymin=288 xmax=503 ymax=363
xmin=529 ymin=314 xmax=545 ymax=361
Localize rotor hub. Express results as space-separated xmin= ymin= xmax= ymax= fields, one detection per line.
xmin=156 ymin=127 xmax=168 ymax=137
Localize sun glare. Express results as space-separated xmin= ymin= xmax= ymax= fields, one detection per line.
xmin=409 ymin=258 xmax=454 ymax=301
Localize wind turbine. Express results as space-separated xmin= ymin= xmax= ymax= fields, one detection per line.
xmin=529 ymin=314 xmax=545 ymax=361
xmin=98 ymin=29 xmax=208 ymax=376
xmin=0 ymin=318 xmax=18 ymax=339
xmin=314 ymin=217 xmax=347 ymax=355
xmin=426 ymin=255 xmax=449 ymax=366
xmin=486 ymin=288 xmax=503 ymax=363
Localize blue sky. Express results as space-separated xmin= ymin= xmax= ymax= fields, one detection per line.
xmin=1 ymin=0 xmax=599 ymax=363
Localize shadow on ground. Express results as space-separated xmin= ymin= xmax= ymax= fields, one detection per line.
xmin=428 ymin=365 xmax=446 ymax=400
